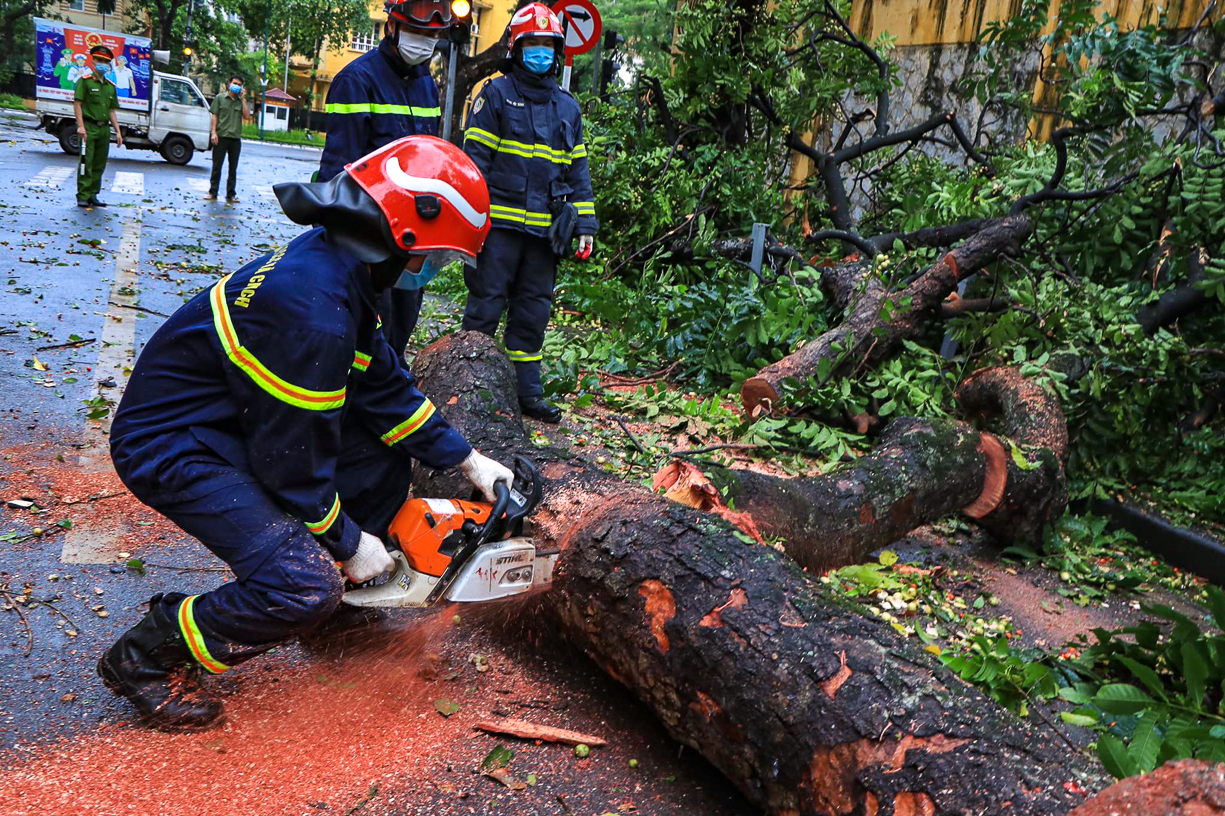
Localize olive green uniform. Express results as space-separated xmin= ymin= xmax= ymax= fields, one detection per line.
xmin=75 ymin=73 xmax=119 ymax=203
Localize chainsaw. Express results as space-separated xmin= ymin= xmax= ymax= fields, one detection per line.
xmin=341 ymin=456 xmax=557 ymax=608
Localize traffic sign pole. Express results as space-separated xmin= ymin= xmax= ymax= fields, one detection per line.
xmin=562 ymin=55 xmax=574 ymax=91
xmin=552 ymin=0 xmax=601 ymax=93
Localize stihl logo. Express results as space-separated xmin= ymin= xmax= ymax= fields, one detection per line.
xmin=494 ymin=553 xmax=529 ymax=566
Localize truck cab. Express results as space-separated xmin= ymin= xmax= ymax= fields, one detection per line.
xmin=39 ymin=70 xmax=212 ymax=165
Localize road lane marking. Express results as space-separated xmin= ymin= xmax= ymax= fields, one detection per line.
xmin=23 ymin=166 xmax=73 ymax=189
xmin=62 ymin=209 xmax=145 ymax=565
xmin=111 ymin=171 xmax=144 ymax=195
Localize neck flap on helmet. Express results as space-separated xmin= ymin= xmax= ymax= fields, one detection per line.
xmin=274 ymin=174 xmax=401 ymax=264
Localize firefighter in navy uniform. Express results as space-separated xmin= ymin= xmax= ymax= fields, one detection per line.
xmin=461 ymin=3 xmax=598 ymax=423
xmin=99 ymin=137 xmax=512 ymax=732
xmin=318 ymin=0 xmax=453 ymax=363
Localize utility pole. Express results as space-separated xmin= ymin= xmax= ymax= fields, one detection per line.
xmin=182 ymin=0 xmax=195 ymax=75
xmin=441 ymin=40 xmax=458 ymax=141
xmin=283 ymin=22 xmax=292 ymax=93
xmin=259 ymin=0 xmax=269 ymax=140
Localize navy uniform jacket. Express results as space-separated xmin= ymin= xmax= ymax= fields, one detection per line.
xmin=110 ymin=228 xmax=471 ymax=561
xmin=463 ymin=73 xmax=598 ymax=237
xmin=318 ymin=38 xmax=441 ymax=182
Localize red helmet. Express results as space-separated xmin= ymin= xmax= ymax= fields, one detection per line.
xmin=348 ymin=135 xmax=490 ymax=263
xmin=506 ymin=2 xmax=563 ymax=57
xmin=275 ymin=136 xmax=489 ymax=267
xmin=385 ymin=0 xmax=452 ymax=31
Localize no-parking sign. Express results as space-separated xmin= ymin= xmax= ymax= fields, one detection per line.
xmin=552 ymin=0 xmax=602 ymax=56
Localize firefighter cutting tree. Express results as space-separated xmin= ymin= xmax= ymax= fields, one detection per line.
xmin=99 ymin=136 xmax=515 ymax=732
xmin=461 ymin=2 xmax=598 ymax=424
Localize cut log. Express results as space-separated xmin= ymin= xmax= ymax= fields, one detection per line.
xmin=473 ymin=719 xmax=608 ymax=747
xmin=659 ymin=366 xmax=1067 ymax=574
xmin=1070 ymin=759 xmax=1225 ymax=815
xmin=741 ymin=215 xmax=1032 ymax=416
xmin=410 ymin=331 xmax=1108 ymax=815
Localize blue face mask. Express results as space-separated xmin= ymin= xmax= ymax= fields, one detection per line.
xmin=521 ymin=45 xmax=555 ymax=75
xmin=229 ymin=83 xmax=243 ymax=94
xmin=393 ymin=257 xmax=444 ymax=291
xmin=95 ymin=62 xmax=112 ymax=76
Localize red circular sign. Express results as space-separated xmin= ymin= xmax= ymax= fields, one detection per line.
xmin=551 ymin=0 xmax=602 ymax=56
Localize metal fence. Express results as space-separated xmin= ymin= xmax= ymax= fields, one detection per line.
xmin=288 ymin=108 xmax=328 ymax=133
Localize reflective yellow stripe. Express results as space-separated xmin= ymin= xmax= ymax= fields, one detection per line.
xmin=326 ymin=102 xmax=441 ymax=117
xmin=352 ymin=351 xmax=371 ymax=372
xmin=571 ymin=143 xmax=588 ymax=158
xmin=489 ymin=204 xmax=551 ymax=227
xmin=307 ymin=494 xmax=341 ymax=535
xmin=380 ymin=401 xmax=437 ymax=445
xmin=574 ymin=201 xmax=595 ymax=215
xmin=210 ymin=276 xmax=346 ymax=411
xmin=178 ymin=596 xmax=229 ymax=674
xmin=507 ymin=348 xmax=543 ymax=363
xmin=464 ymin=127 xmax=501 ymax=150
xmin=463 ymin=127 xmax=581 ymax=165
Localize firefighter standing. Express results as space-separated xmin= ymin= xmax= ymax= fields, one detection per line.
xmin=100 ymin=137 xmax=512 ymax=731
xmin=73 ymin=44 xmax=124 ymax=208
xmin=461 ymin=3 xmax=597 ymax=423
xmin=318 ymin=0 xmax=454 ymax=362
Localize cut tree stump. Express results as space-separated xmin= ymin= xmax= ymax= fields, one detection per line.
xmin=410 ymin=331 xmax=1107 ymax=816
xmin=741 ymin=215 xmax=1033 ymax=417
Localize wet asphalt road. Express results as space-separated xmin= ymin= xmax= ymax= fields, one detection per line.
xmin=0 ymin=110 xmax=755 ymax=816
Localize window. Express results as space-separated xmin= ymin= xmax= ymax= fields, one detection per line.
xmin=66 ymin=0 xmax=84 ymax=10
xmin=160 ymin=79 xmax=204 ymax=107
xmin=275 ymin=106 xmax=287 ymax=120
xmin=351 ymin=21 xmax=379 ymax=52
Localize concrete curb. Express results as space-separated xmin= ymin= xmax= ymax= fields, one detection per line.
xmin=241 ymin=138 xmax=322 ymax=153
xmin=1091 ymin=498 xmax=1225 ymax=586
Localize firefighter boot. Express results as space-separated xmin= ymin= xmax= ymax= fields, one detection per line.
xmin=97 ymin=593 xmax=225 ymax=732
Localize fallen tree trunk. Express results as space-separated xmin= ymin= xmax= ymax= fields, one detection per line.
xmin=411 ymin=331 xmax=1107 ymax=815
xmin=741 ymin=215 xmax=1032 ymax=417
xmin=1137 ymin=246 xmax=1212 ymax=335
xmin=671 ymin=368 xmax=1068 ymax=574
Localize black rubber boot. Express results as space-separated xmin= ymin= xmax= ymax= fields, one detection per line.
xmin=89 ymin=197 xmax=108 ymax=207
xmin=97 ymin=593 xmax=225 ymax=732
xmin=519 ymin=395 xmax=562 ymax=423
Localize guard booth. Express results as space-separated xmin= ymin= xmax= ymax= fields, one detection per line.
xmin=258 ymin=87 xmax=295 ymax=133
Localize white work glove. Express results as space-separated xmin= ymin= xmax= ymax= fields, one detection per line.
xmin=575 ymin=234 xmax=594 ymax=260
xmin=459 ymin=450 xmax=514 ymax=502
xmin=341 ymin=531 xmax=395 ymax=583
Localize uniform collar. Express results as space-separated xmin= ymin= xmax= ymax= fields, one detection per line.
xmin=378 ymin=37 xmax=430 ymax=80
xmin=509 ymin=65 xmax=556 ymax=103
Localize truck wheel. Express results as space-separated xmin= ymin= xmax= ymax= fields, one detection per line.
xmin=160 ymin=135 xmax=193 ymax=165
xmin=58 ymin=126 xmax=81 ymax=155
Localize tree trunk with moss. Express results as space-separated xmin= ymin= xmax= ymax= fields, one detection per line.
xmin=410 ymin=331 xmax=1105 ymax=816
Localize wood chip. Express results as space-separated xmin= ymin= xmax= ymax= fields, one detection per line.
xmin=484 ymin=767 xmax=526 ymax=790
xmin=473 ymin=718 xmax=608 ymax=747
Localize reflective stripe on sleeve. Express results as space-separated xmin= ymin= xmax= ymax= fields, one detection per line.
xmin=209 ymin=276 xmax=346 ymax=411
xmin=306 ymin=494 xmax=342 ymax=535
xmin=574 ymin=201 xmax=595 ymax=215
xmin=352 ymin=351 xmax=372 ymax=372
xmin=380 ymin=401 xmax=437 ymax=446
xmin=489 ymin=204 xmax=551 ymax=228
xmin=507 ymin=348 xmax=543 ymax=363
xmin=464 ymin=128 xmax=582 ymax=165
xmin=178 ymin=595 xmax=230 ymax=674
xmin=325 ymin=102 xmax=441 ymax=117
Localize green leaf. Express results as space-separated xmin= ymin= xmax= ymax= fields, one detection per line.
xmin=125 ymin=557 xmax=146 ymax=577
xmin=1008 ymin=441 xmax=1040 ymax=471
xmin=433 ymin=698 xmax=461 ymax=717
xmin=878 ymin=550 xmax=898 ymax=567
xmin=1114 ymin=656 xmax=1168 ymax=701
xmin=481 ymin=744 xmax=514 ymax=771
xmin=1097 ymin=733 xmax=1138 ymax=779
xmin=56 ymin=519 xmax=73 ymax=530
xmin=1093 ymin=683 xmax=1156 ymax=715
xmin=1060 ymin=711 xmax=1099 ymax=727
xmin=1128 ymin=710 xmax=1163 ymax=773
xmin=1204 ymin=585 xmax=1225 ymax=630
xmin=1181 ymin=642 xmax=1208 ymax=709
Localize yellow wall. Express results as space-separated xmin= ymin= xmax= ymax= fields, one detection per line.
xmin=54 ymin=0 xmax=135 ymax=32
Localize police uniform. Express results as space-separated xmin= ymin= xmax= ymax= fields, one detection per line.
xmin=75 ymin=66 xmax=118 ymax=205
xmin=461 ymin=68 xmax=597 ymax=400
xmin=110 ymin=227 xmax=471 ymax=670
xmin=318 ymin=37 xmax=441 ymax=361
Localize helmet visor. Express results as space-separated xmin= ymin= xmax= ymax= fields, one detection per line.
xmin=393 ymin=0 xmax=453 ymax=28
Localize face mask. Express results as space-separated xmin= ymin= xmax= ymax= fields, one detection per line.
xmin=95 ymin=62 xmax=112 ymax=76
xmin=397 ymin=30 xmax=438 ymax=66
xmin=229 ymin=83 xmax=243 ymax=94
xmin=393 ymin=257 xmax=443 ymax=290
xmin=521 ymin=45 xmax=555 ymax=75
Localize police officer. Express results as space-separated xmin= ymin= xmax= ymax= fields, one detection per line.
xmin=73 ymin=44 xmax=124 ymax=208
xmin=100 ymin=136 xmax=512 ymax=731
xmin=461 ymin=3 xmax=597 ymax=423
xmin=319 ymin=0 xmax=453 ymax=363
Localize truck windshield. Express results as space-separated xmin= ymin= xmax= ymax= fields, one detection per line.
xmin=160 ymin=79 xmax=204 ymax=107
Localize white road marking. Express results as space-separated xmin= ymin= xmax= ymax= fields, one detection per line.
xmin=62 ymin=209 xmax=145 ymax=565
xmin=110 ymin=171 xmax=145 ymax=195
xmin=184 ymin=178 xmax=209 ymax=193
xmin=23 ymin=165 xmax=74 ymax=189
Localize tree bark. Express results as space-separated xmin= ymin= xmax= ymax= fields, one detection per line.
xmin=446 ymin=33 xmax=511 ymax=143
xmin=741 ymin=215 xmax=1032 ymax=417
xmin=408 ymin=331 xmax=1107 ymax=816
xmin=1137 ymin=246 xmax=1212 ymax=335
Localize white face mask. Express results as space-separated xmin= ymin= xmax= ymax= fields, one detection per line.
xmin=397 ymin=30 xmax=438 ymax=65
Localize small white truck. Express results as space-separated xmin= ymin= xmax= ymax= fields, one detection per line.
xmin=33 ymin=18 xmax=212 ymax=165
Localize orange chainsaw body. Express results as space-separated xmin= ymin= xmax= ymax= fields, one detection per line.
xmin=387 ymin=497 xmax=494 ymax=578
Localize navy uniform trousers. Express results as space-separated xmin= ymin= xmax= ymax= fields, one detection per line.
xmin=462 ymin=227 xmax=557 ymax=399
xmin=128 ymin=425 xmax=410 ymax=673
